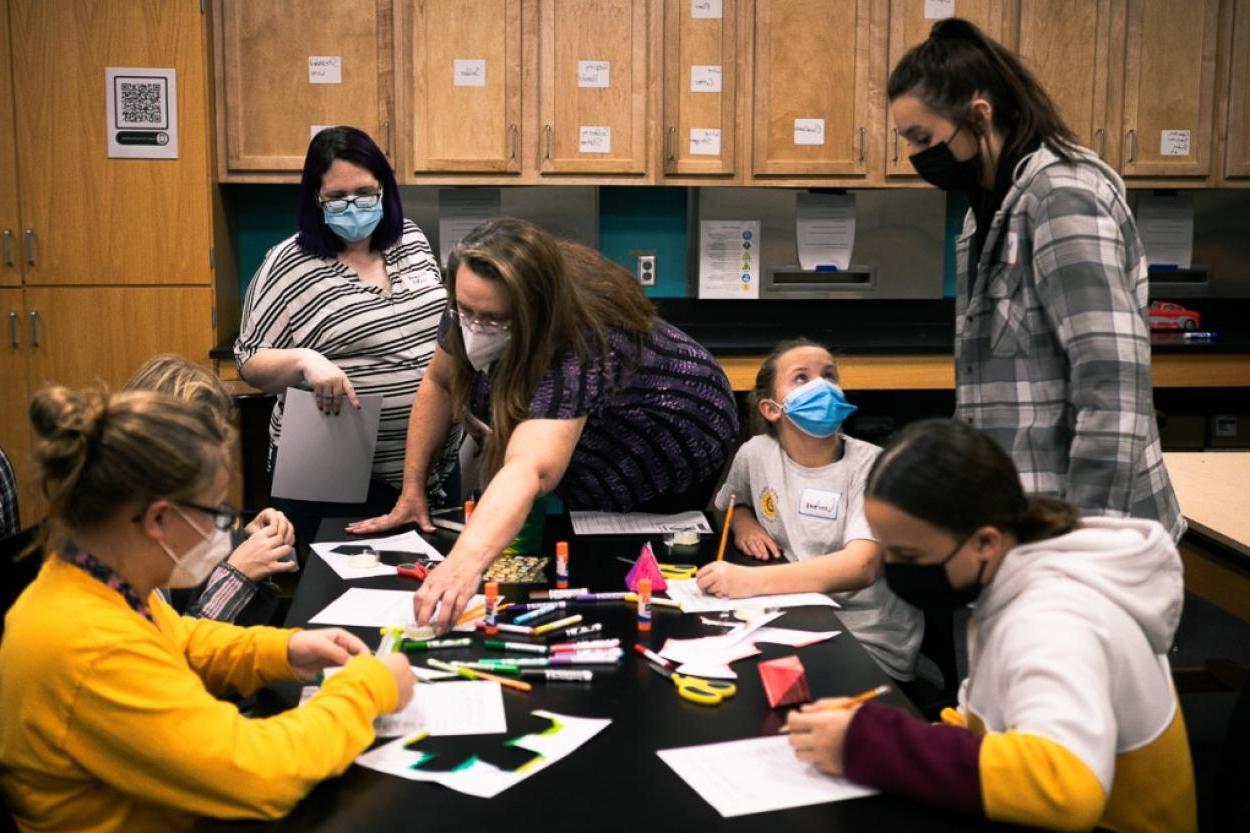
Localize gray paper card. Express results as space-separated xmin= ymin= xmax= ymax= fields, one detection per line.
xmin=270 ymin=387 xmax=383 ymax=503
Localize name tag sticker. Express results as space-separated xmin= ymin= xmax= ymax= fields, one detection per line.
xmin=798 ymin=489 xmax=840 ymax=520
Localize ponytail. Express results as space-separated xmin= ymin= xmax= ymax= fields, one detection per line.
xmin=1012 ymin=495 xmax=1080 ymax=544
xmin=887 ymin=17 xmax=1079 ymax=161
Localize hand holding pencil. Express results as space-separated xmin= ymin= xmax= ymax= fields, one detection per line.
xmin=782 ymin=685 xmax=889 ymax=777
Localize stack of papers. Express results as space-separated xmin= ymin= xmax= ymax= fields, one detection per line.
xmin=661 ymin=579 xmax=841 ymax=614
xmin=302 ymin=678 xmax=505 ymax=739
xmin=310 ymin=530 xmax=445 ymax=580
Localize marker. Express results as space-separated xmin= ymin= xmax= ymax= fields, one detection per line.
xmin=521 ymin=669 xmax=595 ymax=682
xmin=634 ymin=643 xmax=670 ymax=668
xmin=562 ymin=622 xmax=604 ymax=638
xmin=484 ymin=639 xmax=549 ymax=654
xmin=452 ymin=661 xmax=522 ymax=675
xmin=478 ymin=622 xmax=534 ymax=636
xmin=428 ymin=657 xmax=532 ymax=692
xmin=550 ymin=651 xmax=623 ymax=665
xmin=532 ymin=613 xmax=584 ymax=636
xmin=476 ymin=656 xmax=551 ymax=668
xmin=513 ymin=603 xmax=564 ymax=625
xmin=555 ymin=541 xmax=570 ymax=589
xmin=529 ymin=587 xmax=589 ymax=600
xmin=572 ymin=591 xmax=632 ymax=602
xmin=400 ymin=638 xmax=472 ymax=651
xmin=484 ymin=581 xmax=500 ymax=636
xmin=636 ymin=578 xmax=652 ymax=632
xmin=550 ymin=638 xmax=620 ymax=653
xmin=507 ymin=601 xmax=570 ymax=613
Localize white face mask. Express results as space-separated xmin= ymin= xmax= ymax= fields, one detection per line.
xmin=460 ymin=321 xmax=511 ymax=372
xmin=158 ymin=505 xmax=233 ymax=588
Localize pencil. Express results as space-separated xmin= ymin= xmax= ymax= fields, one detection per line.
xmin=428 ymin=658 xmax=533 ymax=693
xmin=778 ymin=685 xmax=890 ymax=733
xmin=715 ymin=497 xmax=736 ymax=562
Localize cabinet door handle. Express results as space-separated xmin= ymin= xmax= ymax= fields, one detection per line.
xmin=858 ymin=127 xmax=866 ymax=162
xmin=509 ymin=123 xmax=519 ymax=160
xmin=891 ymin=128 xmax=899 ymax=163
xmin=666 ymin=126 xmax=676 ymax=162
xmin=1126 ymin=129 xmax=1137 ymax=163
xmin=2 ymin=229 xmax=12 ymax=267
xmin=1094 ymin=128 xmax=1105 ymax=159
xmin=29 ymin=310 xmax=38 ymax=347
xmin=8 ymin=310 xmax=16 ymax=348
xmin=23 ymin=228 xmax=35 ymax=265
xmin=544 ymin=125 xmax=553 ymax=160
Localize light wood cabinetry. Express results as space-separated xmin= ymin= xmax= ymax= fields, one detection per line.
xmin=1223 ymin=0 xmax=1250 ymax=180
xmin=0 ymin=288 xmax=35 ymax=526
xmin=538 ymin=0 xmax=651 ymax=175
xmin=661 ymin=0 xmax=736 ymax=178
xmin=0 ymin=0 xmax=17 ymax=289
xmin=400 ymin=0 xmax=523 ymax=175
xmin=215 ymin=0 xmax=393 ymax=179
xmin=1118 ymin=0 xmax=1219 ymax=178
xmin=749 ymin=0 xmax=874 ymax=179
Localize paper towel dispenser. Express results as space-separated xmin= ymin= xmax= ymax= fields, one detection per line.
xmin=762 ymin=266 xmax=876 ymax=299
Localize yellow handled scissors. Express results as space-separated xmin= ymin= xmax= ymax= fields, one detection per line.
xmin=658 ymin=562 xmax=698 ymax=580
xmin=648 ymin=663 xmax=736 ymax=706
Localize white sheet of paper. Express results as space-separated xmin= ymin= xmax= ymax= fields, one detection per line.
xmin=579 ymin=126 xmax=611 ymax=153
xmin=302 ymin=679 xmax=503 ymax=737
xmin=308 ymin=588 xmax=415 ymax=627
xmin=1160 ymin=129 xmax=1191 ymax=157
xmin=453 ymin=59 xmax=486 ymax=87
xmin=577 ymin=60 xmax=610 ymax=88
xmin=657 ymin=735 xmax=877 ymax=817
xmin=270 ymin=388 xmax=382 ymax=503
xmin=662 ymin=579 xmax=840 ymax=614
xmin=569 ymin=510 xmax=712 ymax=536
xmin=438 ymin=188 xmax=500 ymax=267
xmin=751 ymin=627 xmax=841 ymax=648
xmin=308 ymin=56 xmax=342 ymax=84
xmin=105 ymin=67 xmax=179 ymax=159
xmin=796 ymin=192 xmax=855 ymax=270
xmin=690 ymin=128 xmax=721 ymax=156
xmin=690 ymin=64 xmax=722 ymax=93
xmin=691 ymin=0 xmax=722 ymax=18
xmin=310 ymin=124 xmax=333 ymax=140
xmin=356 ymin=710 xmax=611 ymax=798
xmin=925 ymin=0 xmax=956 ymax=19
xmin=310 ymin=530 xmax=445 ymax=580
xmin=794 ymin=118 xmax=825 ymax=146
xmin=1136 ymin=192 xmax=1194 ymax=268
xmin=698 ymin=220 xmax=760 ymax=299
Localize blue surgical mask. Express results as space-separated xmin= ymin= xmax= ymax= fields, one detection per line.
xmin=324 ymin=202 xmax=383 ymax=243
xmin=771 ymin=378 xmax=857 ymax=438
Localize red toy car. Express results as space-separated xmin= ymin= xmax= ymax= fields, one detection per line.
xmin=1148 ymin=301 xmax=1201 ymax=331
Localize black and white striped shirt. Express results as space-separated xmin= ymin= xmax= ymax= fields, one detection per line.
xmin=235 ymin=220 xmax=458 ymax=495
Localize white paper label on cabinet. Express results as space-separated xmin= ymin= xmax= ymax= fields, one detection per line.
xmin=310 ymin=124 xmax=334 ymax=140
xmin=690 ymin=65 xmax=723 ymax=94
xmin=924 ymin=0 xmax=956 ymax=19
xmin=690 ymin=128 xmax=721 ymax=156
xmin=1160 ymin=130 xmax=1191 ymax=157
xmin=691 ymin=0 xmax=722 ymax=19
xmin=580 ymin=126 xmax=612 ymax=154
xmin=794 ymin=119 xmax=825 ymax=146
xmin=105 ymin=67 xmax=179 ymax=159
xmin=453 ymin=60 xmax=487 ymax=87
xmin=308 ymin=56 xmax=342 ymax=84
xmin=577 ymin=61 xmax=610 ymax=88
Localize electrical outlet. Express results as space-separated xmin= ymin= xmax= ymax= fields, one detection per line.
xmin=637 ymin=254 xmax=656 ymax=286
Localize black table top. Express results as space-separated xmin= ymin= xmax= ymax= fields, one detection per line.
xmin=210 ymin=514 xmax=1029 ymax=833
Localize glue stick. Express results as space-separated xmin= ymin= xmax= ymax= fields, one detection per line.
xmin=484 ymin=581 xmax=500 ymax=636
xmin=464 ymin=499 xmax=476 ymax=522
xmin=555 ymin=541 xmax=570 ymax=589
xmin=637 ymin=577 xmax=652 ymax=632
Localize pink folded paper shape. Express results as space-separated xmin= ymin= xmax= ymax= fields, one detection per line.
xmin=624 ymin=541 xmax=668 ymax=593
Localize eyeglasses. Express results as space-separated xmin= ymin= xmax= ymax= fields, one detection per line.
xmin=180 ymin=501 xmax=243 ymax=532
xmin=317 ymin=190 xmax=383 ymax=215
xmin=447 ymin=304 xmax=510 ymax=333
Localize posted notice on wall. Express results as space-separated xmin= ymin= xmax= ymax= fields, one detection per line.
xmin=105 ymin=68 xmax=178 ymax=159
xmin=698 ymin=221 xmax=760 ymax=299
xmin=439 ymin=188 xmax=501 ymax=267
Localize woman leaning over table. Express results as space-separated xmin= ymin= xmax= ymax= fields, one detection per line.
xmin=888 ymin=18 xmax=1182 ymax=539
xmin=0 ymin=386 xmax=413 ymax=832
xmin=235 ymin=126 xmax=459 ymax=548
xmin=350 ymin=218 xmax=739 ymax=629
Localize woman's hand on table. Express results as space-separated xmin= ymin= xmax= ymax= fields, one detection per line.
xmin=346 ymin=489 xmax=433 ymax=535
xmin=299 ymin=349 xmax=360 ymax=414
xmin=287 ymin=628 xmax=370 ymax=682
xmin=695 ymin=561 xmax=760 ymax=598
xmin=784 ymin=697 xmax=860 ymax=776
xmin=412 ymin=553 xmax=485 ymax=633
xmin=734 ymin=519 xmax=782 ymax=560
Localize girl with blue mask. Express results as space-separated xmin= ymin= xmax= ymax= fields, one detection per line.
xmin=696 ymin=340 xmax=923 ymax=684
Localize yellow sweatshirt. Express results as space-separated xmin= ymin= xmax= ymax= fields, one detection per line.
xmin=0 ymin=556 xmax=398 ymax=832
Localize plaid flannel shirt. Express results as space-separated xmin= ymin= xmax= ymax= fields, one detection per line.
xmin=0 ymin=447 xmax=19 ymax=538
xmin=954 ymin=144 xmax=1185 ymax=542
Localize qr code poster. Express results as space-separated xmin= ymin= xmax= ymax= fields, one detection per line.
xmin=105 ymin=67 xmax=179 ymax=159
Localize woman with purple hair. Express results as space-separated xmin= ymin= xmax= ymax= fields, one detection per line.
xmin=235 ymin=126 xmax=459 ymax=548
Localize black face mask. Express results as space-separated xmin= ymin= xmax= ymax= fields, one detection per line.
xmin=908 ymin=123 xmax=982 ymax=192
xmin=884 ymin=535 xmax=987 ymax=611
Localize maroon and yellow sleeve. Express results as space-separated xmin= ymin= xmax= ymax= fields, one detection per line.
xmin=844 ymin=703 xmax=1106 ymax=831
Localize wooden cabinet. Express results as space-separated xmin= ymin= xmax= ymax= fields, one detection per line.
xmin=1119 ymin=0 xmax=1219 ymax=178
xmin=884 ymin=0 xmax=1008 ymax=178
xmin=750 ymin=0 xmax=873 ymax=179
xmin=400 ymin=0 xmax=523 ymax=174
xmin=538 ymin=0 xmax=651 ymax=175
xmin=215 ymin=0 xmax=393 ymax=178
xmin=661 ymin=0 xmax=736 ymax=178
xmin=1223 ymin=0 xmax=1250 ymax=180
xmin=0 ymin=0 xmax=17 ymax=289
xmin=0 ymin=289 xmax=35 ymax=526
xmin=1013 ymin=0 xmax=1113 ymax=160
